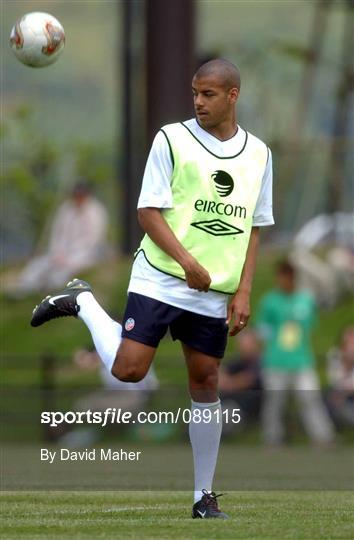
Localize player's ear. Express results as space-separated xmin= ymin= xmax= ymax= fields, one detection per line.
xmin=229 ymin=87 xmax=239 ymax=103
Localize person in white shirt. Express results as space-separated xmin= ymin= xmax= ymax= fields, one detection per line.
xmin=14 ymin=181 xmax=108 ymax=295
xmin=31 ymin=59 xmax=274 ymax=519
xmin=326 ymin=326 xmax=354 ymax=427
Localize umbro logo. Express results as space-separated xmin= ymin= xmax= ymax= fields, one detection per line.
xmin=191 ymin=219 xmax=244 ymax=237
xmin=212 ymin=170 xmax=234 ymax=197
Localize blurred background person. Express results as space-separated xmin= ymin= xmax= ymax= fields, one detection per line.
xmin=256 ymin=260 xmax=334 ymax=446
xmin=7 ymin=181 xmax=109 ymax=297
xmin=290 ymin=212 xmax=354 ymax=309
xmin=325 ymin=326 xmax=354 ymax=429
xmin=219 ymin=328 xmax=262 ymax=435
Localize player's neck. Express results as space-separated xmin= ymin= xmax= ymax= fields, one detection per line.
xmin=202 ymin=119 xmax=238 ymax=142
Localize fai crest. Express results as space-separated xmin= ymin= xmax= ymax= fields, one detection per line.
xmin=125 ymin=317 xmax=135 ymax=331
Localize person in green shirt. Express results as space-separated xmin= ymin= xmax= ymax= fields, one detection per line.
xmin=256 ymin=260 xmax=334 ymax=445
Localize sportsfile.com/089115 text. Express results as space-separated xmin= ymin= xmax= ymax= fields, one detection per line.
xmin=41 ymin=408 xmax=242 ymax=428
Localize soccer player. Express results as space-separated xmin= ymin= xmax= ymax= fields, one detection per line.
xmin=31 ymin=59 xmax=274 ymax=519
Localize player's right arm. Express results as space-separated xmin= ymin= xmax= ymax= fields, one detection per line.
xmin=137 ymin=131 xmax=211 ymax=292
xmin=138 ymin=207 xmax=211 ymax=291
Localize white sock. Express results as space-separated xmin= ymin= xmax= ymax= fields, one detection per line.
xmin=76 ymin=291 xmax=121 ymax=372
xmin=189 ymin=399 xmax=222 ymax=503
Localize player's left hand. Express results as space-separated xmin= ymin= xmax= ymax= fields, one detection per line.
xmin=226 ymin=289 xmax=250 ymax=336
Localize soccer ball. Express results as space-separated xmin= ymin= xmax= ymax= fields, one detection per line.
xmin=9 ymin=12 xmax=65 ymax=68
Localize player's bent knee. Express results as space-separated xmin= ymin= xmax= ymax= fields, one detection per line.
xmin=111 ymin=355 xmax=147 ymax=383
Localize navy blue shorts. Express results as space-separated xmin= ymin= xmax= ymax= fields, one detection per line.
xmin=121 ymin=293 xmax=228 ymax=359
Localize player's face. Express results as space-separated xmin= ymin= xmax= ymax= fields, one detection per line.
xmin=192 ymin=75 xmax=238 ymax=130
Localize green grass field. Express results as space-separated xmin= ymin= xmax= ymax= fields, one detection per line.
xmin=1 ymin=491 xmax=353 ymax=539
xmin=2 ymin=444 xmax=354 ymax=538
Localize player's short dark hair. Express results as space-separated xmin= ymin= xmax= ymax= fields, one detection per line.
xmin=194 ymin=58 xmax=241 ymax=91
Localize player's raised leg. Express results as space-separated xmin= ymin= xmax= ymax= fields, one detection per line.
xmin=111 ymin=338 xmax=156 ymax=382
xmin=183 ymin=344 xmax=228 ymax=519
xmin=30 ymin=279 xmax=155 ymax=379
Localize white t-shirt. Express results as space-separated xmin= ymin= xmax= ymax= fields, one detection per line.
xmin=128 ymin=118 xmax=274 ymax=318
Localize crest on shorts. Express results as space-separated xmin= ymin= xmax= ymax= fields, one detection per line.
xmin=125 ymin=317 xmax=135 ymax=331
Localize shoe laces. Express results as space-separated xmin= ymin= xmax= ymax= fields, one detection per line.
xmin=202 ymin=489 xmax=224 ymax=511
xmin=40 ymin=295 xmax=78 ymax=318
